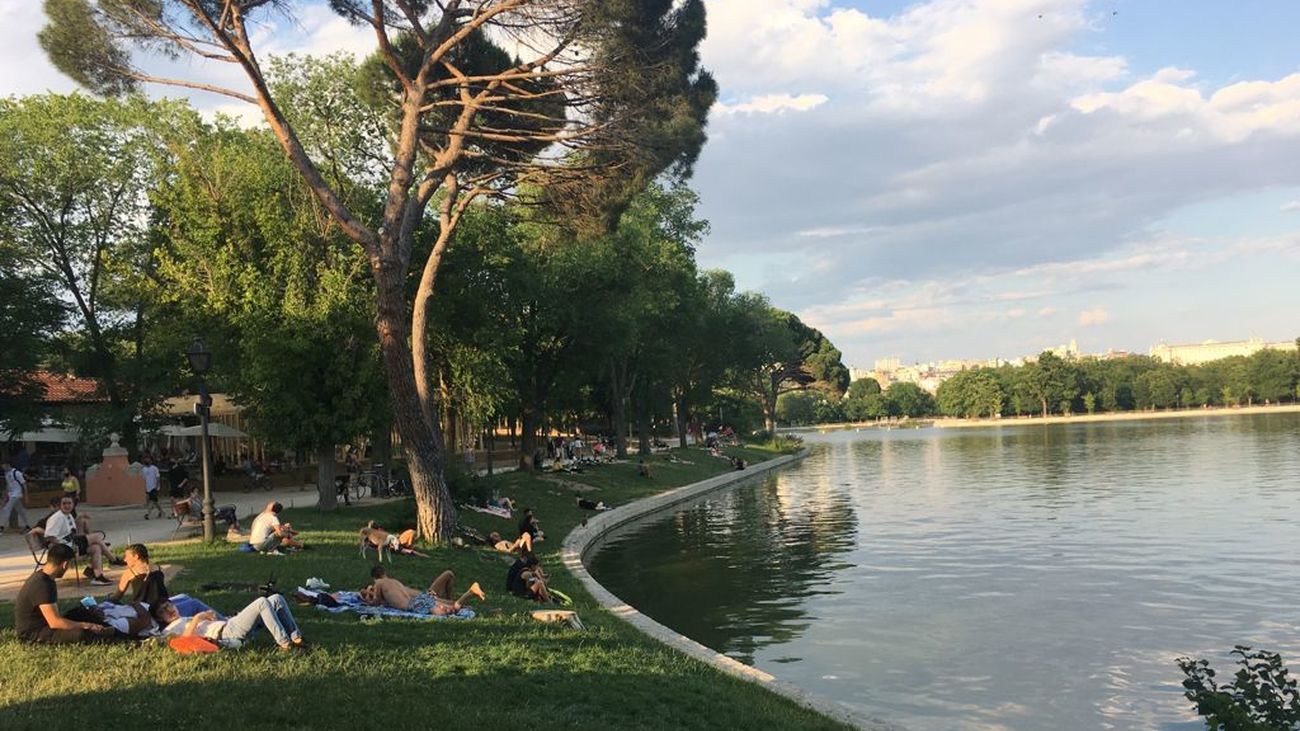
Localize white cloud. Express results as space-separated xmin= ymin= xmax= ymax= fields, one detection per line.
xmin=1283 ymin=201 xmax=1300 ymax=213
xmin=714 ymin=93 xmax=829 ymax=116
xmin=1077 ymin=306 xmax=1111 ymax=326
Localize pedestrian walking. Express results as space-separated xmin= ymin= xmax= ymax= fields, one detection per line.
xmin=1 ymin=459 xmax=32 ymax=534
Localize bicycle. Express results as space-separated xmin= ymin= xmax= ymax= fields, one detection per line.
xmin=363 ymin=464 xmax=410 ymax=499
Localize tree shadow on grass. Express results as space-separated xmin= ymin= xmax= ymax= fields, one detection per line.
xmin=0 ymin=640 xmax=848 ymax=731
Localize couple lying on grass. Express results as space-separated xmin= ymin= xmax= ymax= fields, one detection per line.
xmin=15 ymin=542 xmax=308 ymax=652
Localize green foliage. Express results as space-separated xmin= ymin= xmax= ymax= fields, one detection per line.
xmin=883 ymin=382 xmax=935 ymax=418
xmin=152 ymin=121 xmax=388 ymax=452
xmin=0 ymin=92 xmax=190 ymax=449
xmin=1178 ymin=647 xmax=1300 ymax=731
xmin=936 ymin=369 xmax=1004 ymax=418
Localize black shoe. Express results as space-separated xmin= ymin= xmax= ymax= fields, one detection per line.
xmin=144 ymin=514 xmax=150 ymax=520
xmin=83 ymin=566 xmax=95 ymax=579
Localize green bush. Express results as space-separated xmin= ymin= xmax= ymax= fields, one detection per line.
xmin=1177 ymin=646 xmax=1300 ymax=730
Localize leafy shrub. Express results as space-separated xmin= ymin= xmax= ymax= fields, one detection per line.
xmin=444 ymin=461 xmax=491 ymax=506
xmin=1177 ymin=646 xmax=1300 ymax=730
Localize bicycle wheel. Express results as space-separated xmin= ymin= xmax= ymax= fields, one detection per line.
xmin=352 ymin=476 xmax=369 ymax=501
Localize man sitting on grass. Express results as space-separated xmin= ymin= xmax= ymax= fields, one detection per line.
xmin=14 ymin=544 xmax=121 ymax=644
xmin=248 ymin=502 xmax=301 ymax=554
xmin=506 ymin=553 xmax=552 ymax=603
xmin=153 ymin=594 xmax=308 ymax=651
xmin=360 ymin=565 xmax=485 ymax=616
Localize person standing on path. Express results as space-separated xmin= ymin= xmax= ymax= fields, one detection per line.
xmin=60 ymin=468 xmax=80 ymax=501
xmin=1 ymin=459 xmax=31 ymax=535
xmin=141 ymin=455 xmax=164 ymax=520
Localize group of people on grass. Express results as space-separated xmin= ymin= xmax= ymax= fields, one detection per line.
xmin=14 ymin=541 xmax=307 ymax=651
xmin=13 ymin=500 xmax=564 ymax=649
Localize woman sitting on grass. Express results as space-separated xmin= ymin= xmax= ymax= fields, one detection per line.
xmin=360 ymin=565 xmax=485 ymax=616
xmin=105 ymin=543 xmax=169 ymax=606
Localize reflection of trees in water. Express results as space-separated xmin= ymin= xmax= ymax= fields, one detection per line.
xmin=591 ymin=473 xmax=857 ymax=665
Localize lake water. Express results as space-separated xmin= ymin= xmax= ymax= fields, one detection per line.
xmin=587 ymin=414 xmax=1300 ymax=730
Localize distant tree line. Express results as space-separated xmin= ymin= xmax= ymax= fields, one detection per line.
xmin=775 ymin=345 xmax=1300 ymax=426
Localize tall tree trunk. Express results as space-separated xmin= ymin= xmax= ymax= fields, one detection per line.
xmin=610 ymin=363 xmax=629 ymax=458
xmin=315 ymin=446 xmax=337 ymax=511
xmin=674 ymin=391 xmax=689 ymax=449
xmin=374 ymin=264 xmax=453 ymax=542
xmin=635 ymin=386 xmax=652 ymax=456
xmin=371 ymin=425 xmax=392 ymax=472
xmin=519 ymin=408 xmax=538 ymax=470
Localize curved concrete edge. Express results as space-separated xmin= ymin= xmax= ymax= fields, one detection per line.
xmin=561 ymin=449 xmax=904 ymax=731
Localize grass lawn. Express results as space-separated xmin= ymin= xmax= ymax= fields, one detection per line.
xmin=0 ymin=444 xmax=847 ymax=731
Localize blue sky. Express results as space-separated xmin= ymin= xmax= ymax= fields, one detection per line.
xmin=1 ymin=0 xmax=1297 ymax=366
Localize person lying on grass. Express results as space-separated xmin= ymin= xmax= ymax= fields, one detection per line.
xmin=488 ymin=530 xmax=533 ymax=555
xmin=506 ymin=553 xmax=552 ymax=603
xmin=359 ymin=565 xmax=485 ymax=616
xmin=360 ymin=521 xmax=428 ymax=557
xmin=14 ymin=543 xmax=125 ymax=644
xmin=153 ymin=594 xmax=308 ymax=651
xmin=248 ymin=501 xmax=303 ymax=554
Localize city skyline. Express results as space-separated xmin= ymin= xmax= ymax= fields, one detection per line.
xmin=849 ymin=330 xmax=1300 ymax=373
xmin=1 ymin=1 xmax=1298 ymax=365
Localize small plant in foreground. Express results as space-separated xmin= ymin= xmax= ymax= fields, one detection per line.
xmin=1177 ymin=646 xmax=1300 ymax=730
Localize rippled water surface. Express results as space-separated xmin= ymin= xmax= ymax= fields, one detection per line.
xmin=587 ymin=414 xmax=1300 ymax=730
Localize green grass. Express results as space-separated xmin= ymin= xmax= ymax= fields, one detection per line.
xmin=0 ymin=444 xmax=845 ymax=731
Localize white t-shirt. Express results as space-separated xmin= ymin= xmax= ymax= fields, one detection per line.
xmin=4 ymin=468 xmax=25 ymax=498
xmin=44 ymin=511 xmax=77 ymax=542
xmin=141 ymin=464 xmax=160 ymax=492
xmin=249 ymin=512 xmax=281 ymax=545
xmin=164 ymin=616 xmax=225 ymax=640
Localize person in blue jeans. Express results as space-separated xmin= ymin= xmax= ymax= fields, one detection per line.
xmin=154 ymin=594 xmax=308 ymax=651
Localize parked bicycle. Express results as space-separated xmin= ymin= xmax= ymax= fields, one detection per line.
xmin=358 ymin=464 xmax=411 ymax=499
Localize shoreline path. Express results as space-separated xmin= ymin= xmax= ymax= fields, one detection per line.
xmin=0 ymin=484 xmax=321 ymax=602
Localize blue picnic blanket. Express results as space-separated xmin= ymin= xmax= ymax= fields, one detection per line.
xmin=303 ymin=589 xmax=474 ymax=620
xmin=170 ymin=593 xmax=226 ymax=619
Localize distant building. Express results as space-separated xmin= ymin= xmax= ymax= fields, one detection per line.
xmin=1148 ymin=338 xmax=1297 ymax=366
xmin=848 ymin=367 xmax=875 ymax=383
xmin=874 ymin=357 xmax=901 ymax=373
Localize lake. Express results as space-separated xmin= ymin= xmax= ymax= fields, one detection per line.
xmin=587 ymin=414 xmax=1300 ymax=730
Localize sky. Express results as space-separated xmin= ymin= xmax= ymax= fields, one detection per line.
xmin=2 ymin=0 xmax=1298 ymax=367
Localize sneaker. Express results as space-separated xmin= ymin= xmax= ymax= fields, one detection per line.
xmin=90 ymin=575 xmax=111 ymax=586
xmin=83 ymin=566 xmax=95 ymax=579
xmin=110 ymin=557 xmax=126 ymax=567
xmin=264 ymin=549 xmax=285 ymax=556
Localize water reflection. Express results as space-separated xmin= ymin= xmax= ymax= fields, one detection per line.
xmin=588 ymin=414 xmax=1300 ymax=730
xmin=590 ymin=468 xmax=858 ymax=664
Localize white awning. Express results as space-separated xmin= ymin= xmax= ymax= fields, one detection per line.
xmin=158 ymin=423 xmax=248 ymax=439
xmin=5 ymin=427 xmax=81 ymax=443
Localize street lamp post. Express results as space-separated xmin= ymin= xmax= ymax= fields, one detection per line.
xmin=186 ymin=338 xmax=215 ymax=543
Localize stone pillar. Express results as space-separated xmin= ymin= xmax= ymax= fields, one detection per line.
xmin=85 ymin=434 xmax=144 ymax=506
